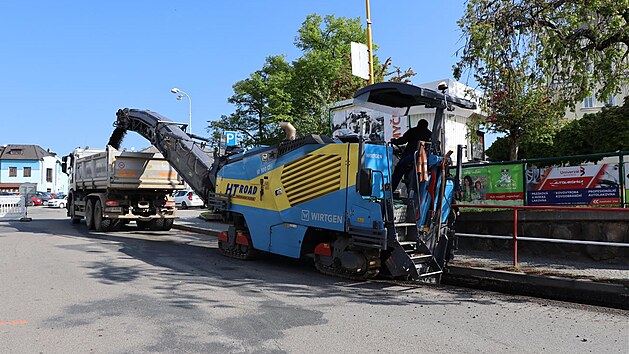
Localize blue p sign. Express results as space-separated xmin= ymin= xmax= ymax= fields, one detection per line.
xmin=225 ymin=131 xmax=237 ymax=147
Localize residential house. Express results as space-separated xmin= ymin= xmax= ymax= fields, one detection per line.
xmin=0 ymin=144 xmax=68 ymax=193
xmin=566 ymin=85 xmax=629 ymax=120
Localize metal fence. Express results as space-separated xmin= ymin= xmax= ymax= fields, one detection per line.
xmin=454 ymin=203 xmax=629 ymax=267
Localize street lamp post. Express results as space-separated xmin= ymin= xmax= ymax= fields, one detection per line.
xmin=170 ymin=87 xmax=192 ymax=135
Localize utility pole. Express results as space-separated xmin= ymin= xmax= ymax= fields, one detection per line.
xmin=365 ymin=0 xmax=375 ymax=85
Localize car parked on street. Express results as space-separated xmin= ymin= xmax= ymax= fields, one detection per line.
xmin=34 ymin=191 xmax=53 ymax=202
xmin=173 ymin=190 xmax=204 ymax=209
xmin=46 ymin=196 xmax=67 ymax=208
xmin=28 ymin=196 xmax=43 ymax=206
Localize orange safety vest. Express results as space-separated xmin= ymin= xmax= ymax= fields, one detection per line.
xmin=416 ymin=141 xmax=428 ymax=182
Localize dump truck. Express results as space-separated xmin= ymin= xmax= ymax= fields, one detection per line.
xmin=62 ymin=146 xmax=184 ymax=231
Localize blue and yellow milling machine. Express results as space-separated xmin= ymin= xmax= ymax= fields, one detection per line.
xmin=111 ymin=82 xmax=476 ymax=282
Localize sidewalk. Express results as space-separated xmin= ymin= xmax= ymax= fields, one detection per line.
xmin=173 ymin=214 xmax=629 ymax=309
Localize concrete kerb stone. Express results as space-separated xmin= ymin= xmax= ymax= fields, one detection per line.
xmin=443 ymin=266 xmax=629 ymax=310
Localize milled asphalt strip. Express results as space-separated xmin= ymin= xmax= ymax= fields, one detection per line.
xmin=173 ymin=223 xmax=221 ymax=236
xmin=173 ymin=222 xmax=629 ymax=310
xmin=443 ymin=266 xmax=628 ymax=310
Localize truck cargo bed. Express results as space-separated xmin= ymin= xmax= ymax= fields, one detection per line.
xmin=73 ymin=146 xmax=183 ymax=190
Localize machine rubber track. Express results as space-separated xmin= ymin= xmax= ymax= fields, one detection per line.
xmin=314 ymin=254 xmax=381 ymax=281
xmin=218 ymin=241 xmax=256 ymax=260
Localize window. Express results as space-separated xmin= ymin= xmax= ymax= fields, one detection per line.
xmin=9 ymin=167 xmax=17 ymax=177
xmin=46 ymin=168 xmax=53 ymax=182
xmin=8 ymin=149 xmax=23 ymax=155
xmin=23 ymin=167 xmax=31 ymax=177
xmin=583 ymin=96 xmax=594 ymax=108
xmin=605 ymin=95 xmax=615 ymax=107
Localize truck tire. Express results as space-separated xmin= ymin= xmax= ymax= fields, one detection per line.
xmin=108 ymin=220 xmax=122 ymax=232
xmin=149 ymin=218 xmax=174 ymax=231
xmin=85 ymin=199 xmax=95 ymax=230
xmin=149 ymin=218 xmax=165 ymax=231
xmin=94 ymin=200 xmax=113 ymax=232
xmin=161 ymin=219 xmax=174 ymax=231
xmin=137 ymin=220 xmax=151 ymax=230
xmin=69 ymin=199 xmax=80 ymax=224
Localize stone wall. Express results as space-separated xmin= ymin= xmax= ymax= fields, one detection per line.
xmin=456 ymin=210 xmax=629 ymax=261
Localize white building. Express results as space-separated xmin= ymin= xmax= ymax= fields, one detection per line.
xmin=566 ymin=85 xmax=629 ymax=120
xmin=330 ymin=79 xmax=485 ymax=163
xmin=0 ymin=144 xmax=68 ymax=194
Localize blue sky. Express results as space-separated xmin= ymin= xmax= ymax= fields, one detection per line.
xmin=0 ymin=1 xmax=476 ymax=156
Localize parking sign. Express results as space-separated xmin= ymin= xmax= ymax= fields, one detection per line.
xmin=225 ymin=131 xmax=237 ymax=147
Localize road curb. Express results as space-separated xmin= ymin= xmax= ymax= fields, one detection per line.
xmin=443 ymin=266 xmax=629 ymax=310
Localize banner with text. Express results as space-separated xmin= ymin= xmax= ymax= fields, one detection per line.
xmin=330 ymin=105 xmax=409 ymax=142
xmin=526 ymin=164 xmax=621 ymax=206
xmin=459 ymin=164 xmax=524 ymax=205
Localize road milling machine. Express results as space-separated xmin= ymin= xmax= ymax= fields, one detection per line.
xmin=109 ymin=82 xmax=476 ymax=282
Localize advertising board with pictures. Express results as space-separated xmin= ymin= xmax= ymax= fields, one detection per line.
xmin=458 ymin=164 xmax=524 ymax=205
xmin=526 ymin=164 xmax=621 ymax=206
xmin=330 ymin=105 xmax=409 ymax=142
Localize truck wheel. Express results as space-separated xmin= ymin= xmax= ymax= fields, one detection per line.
xmin=94 ymin=200 xmax=112 ymax=232
xmin=137 ymin=220 xmax=151 ymax=230
xmin=161 ymin=219 xmax=174 ymax=231
xmin=108 ymin=219 xmax=122 ymax=232
xmin=149 ymin=218 xmax=165 ymax=231
xmin=85 ymin=200 xmax=95 ymax=230
xmin=70 ymin=199 xmax=80 ymax=224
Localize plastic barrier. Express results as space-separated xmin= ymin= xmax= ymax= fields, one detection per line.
xmin=0 ymin=196 xmax=27 ymax=220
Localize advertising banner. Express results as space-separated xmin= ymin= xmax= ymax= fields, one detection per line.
xmin=526 ymin=164 xmax=621 ymax=206
xmin=459 ymin=164 xmax=524 ymax=205
xmin=330 ymin=105 xmax=409 ymax=142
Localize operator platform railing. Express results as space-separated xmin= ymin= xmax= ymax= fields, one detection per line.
xmin=452 ymin=204 xmax=629 ymax=267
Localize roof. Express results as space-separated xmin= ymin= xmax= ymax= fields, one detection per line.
xmin=0 ymin=144 xmax=51 ymax=160
xmin=353 ymin=82 xmax=477 ymax=116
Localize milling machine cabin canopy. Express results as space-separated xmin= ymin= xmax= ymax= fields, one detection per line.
xmin=352 ymin=82 xmax=477 ymax=154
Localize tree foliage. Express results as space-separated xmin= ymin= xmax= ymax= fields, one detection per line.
xmin=209 ymin=14 xmax=414 ymax=148
xmin=486 ymin=97 xmax=629 ymax=161
xmin=455 ymin=0 xmax=629 ymax=159
xmin=554 ymin=97 xmax=629 ymax=157
xmin=209 ymin=55 xmax=293 ymax=147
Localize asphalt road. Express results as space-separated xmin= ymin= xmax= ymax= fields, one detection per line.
xmin=1 ymin=207 xmax=627 ymax=353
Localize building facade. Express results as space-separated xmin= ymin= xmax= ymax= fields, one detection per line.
xmin=0 ymin=144 xmax=68 ymax=193
xmin=566 ymin=85 xmax=629 ymax=120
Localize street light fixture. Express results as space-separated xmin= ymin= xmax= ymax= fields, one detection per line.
xmin=170 ymin=87 xmax=192 ymax=134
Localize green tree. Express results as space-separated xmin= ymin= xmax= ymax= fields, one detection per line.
xmin=290 ymin=14 xmax=378 ymax=136
xmin=209 ymin=55 xmax=293 ymax=147
xmin=487 ymin=97 xmax=629 ymax=162
xmin=485 ymin=136 xmax=556 ymax=161
xmin=210 ymin=14 xmax=415 ymax=147
xmin=554 ymin=97 xmax=629 ymax=157
xmin=455 ymin=0 xmax=629 ymax=159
